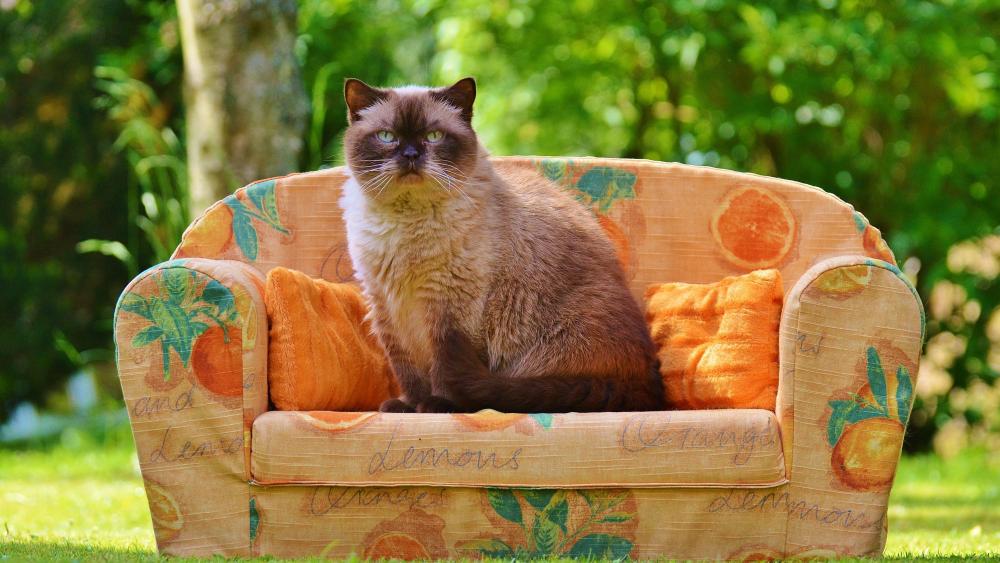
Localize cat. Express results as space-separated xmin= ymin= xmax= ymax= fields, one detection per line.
xmin=339 ymin=77 xmax=665 ymax=414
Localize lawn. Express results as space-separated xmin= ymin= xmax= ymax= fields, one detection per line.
xmin=0 ymin=426 xmax=997 ymax=562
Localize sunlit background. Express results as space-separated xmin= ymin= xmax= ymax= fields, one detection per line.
xmin=0 ymin=0 xmax=997 ymax=557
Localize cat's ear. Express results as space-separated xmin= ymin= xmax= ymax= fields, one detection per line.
xmin=344 ymin=78 xmax=388 ymax=123
xmin=434 ymin=77 xmax=476 ymax=122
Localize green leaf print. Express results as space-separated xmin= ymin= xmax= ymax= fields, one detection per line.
xmin=476 ymin=489 xmax=636 ymax=560
xmin=567 ymin=533 xmax=633 ymax=560
xmin=221 ymin=180 xmax=289 ymax=263
xmin=202 ymin=279 xmax=235 ymax=316
xmin=131 ymin=326 xmax=162 ymax=347
xmin=522 ymin=489 xmax=555 ymax=511
xmin=866 ymin=347 xmax=889 ymax=414
xmin=160 ymin=339 xmax=171 ymax=381
xmin=827 ymin=399 xmax=855 ymax=446
xmin=828 ymin=397 xmax=886 ymax=446
xmin=548 ymin=498 xmax=569 ymax=533
xmin=150 ymin=299 xmax=200 ymax=365
xmin=487 ymin=488 xmax=523 ymax=525
xmin=846 ymin=401 xmax=887 ymax=425
xmin=827 ymin=346 xmax=916 ymax=447
xmin=249 ymin=497 xmax=260 ymax=542
xmin=852 ymin=211 xmax=868 ymax=233
xmin=120 ymin=268 xmax=242 ymax=382
xmin=575 ymin=166 xmax=637 ymax=213
xmin=119 ymin=293 xmax=152 ymax=320
xmin=896 ymin=366 xmax=913 ymax=425
xmin=599 ymin=512 xmax=632 ymax=523
xmin=539 ymin=159 xmax=568 ymax=183
xmin=529 ymin=413 xmax=553 ymax=429
xmin=245 ymin=180 xmax=273 ymax=218
xmin=531 ymin=513 xmax=559 ymax=555
xmin=160 ymin=268 xmax=194 ymax=305
xmin=580 ymin=490 xmax=628 ymax=513
xmin=246 ymin=180 xmax=288 ymax=231
xmin=230 ymin=204 xmax=259 ymax=261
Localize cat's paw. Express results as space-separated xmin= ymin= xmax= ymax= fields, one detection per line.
xmin=379 ymin=398 xmax=416 ymax=413
xmin=416 ymin=396 xmax=457 ymax=413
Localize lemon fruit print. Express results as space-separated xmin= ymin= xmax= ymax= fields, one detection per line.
xmin=827 ymin=346 xmax=913 ymax=491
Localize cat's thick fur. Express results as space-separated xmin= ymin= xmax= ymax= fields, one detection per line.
xmin=340 ymin=77 xmax=665 ymax=413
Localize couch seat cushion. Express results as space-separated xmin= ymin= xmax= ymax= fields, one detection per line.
xmin=251 ymin=409 xmax=786 ymax=488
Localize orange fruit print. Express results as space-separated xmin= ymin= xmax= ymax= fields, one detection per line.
xmin=827 ymin=346 xmax=913 ymax=491
xmin=810 ymin=264 xmax=873 ymax=299
xmin=232 ymin=284 xmax=258 ymax=351
xmin=146 ymin=480 xmax=184 ymax=543
xmin=596 ymin=214 xmax=631 ymax=274
xmin=191 ymin=325 xmax=243 ymax=397
xmin=863 ymin=224 xmax=896 ymax=264
xmin=711 ymin=185 xmax=796 ymax=269
xmin=174 ymin=204 xmax=234 ymax=258
xmin=453 ymin=410 xmax=553 ymax=435
xmin=831 ymin=417 xmax=904 ymax=491
xmin=365 ymin=533 xmax=433 ymax=560
xmin=296 ymin=411 xmax=378 ymax=433
xmin=453 ymin=410 xmax=528 ymax=431
xmin=361 ymin=509 xmax=448 ymax=560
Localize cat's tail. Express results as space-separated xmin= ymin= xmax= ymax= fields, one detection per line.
xmin=439 ymin=329 xmax=666 ymax=413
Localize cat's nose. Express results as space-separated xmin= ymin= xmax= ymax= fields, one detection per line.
xmin=402 ymin=145 xmax=420 ymax=160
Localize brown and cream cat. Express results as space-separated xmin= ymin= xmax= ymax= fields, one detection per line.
xmin=339 ymin=77 xmax=665 ymax=413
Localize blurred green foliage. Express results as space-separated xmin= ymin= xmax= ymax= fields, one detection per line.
xmin=1 ymin=0 xmax=997 ymax=451
xmin=0 ymin=1 xmax=184 ymax=419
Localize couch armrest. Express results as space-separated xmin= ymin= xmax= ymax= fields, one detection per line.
xmin=114 ymin=258 xmax=268 ymax=556
xmin=776 ymin=256 xmax=924 ymax=557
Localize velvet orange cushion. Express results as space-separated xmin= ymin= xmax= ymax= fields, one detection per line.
xmin=645 ymin=269 xmax=782 ymax=410
xmin=264 ymin=267 xmax=399 ymax=411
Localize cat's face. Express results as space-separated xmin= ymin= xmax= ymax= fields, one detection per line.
xmin=343 ymin=78 xmax=479 ymax=199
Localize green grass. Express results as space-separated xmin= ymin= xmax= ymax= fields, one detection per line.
xmin=1 ymin=431 xmax=997 ymax=562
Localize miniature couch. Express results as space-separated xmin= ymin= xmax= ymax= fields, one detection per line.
xmin=114 ymin=157 xmax=924 ymax=559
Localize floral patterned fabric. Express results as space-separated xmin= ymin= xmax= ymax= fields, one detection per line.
xmin=115 ymin=157 xmax=922 ymax=558
xmin=777 ymin=256 xmax=923 ymax=556
xmin=115 ymin=258 xmax=267 ymax=554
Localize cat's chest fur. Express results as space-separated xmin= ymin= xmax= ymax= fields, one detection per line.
xmin=340 ymin=178 xmax=492 ymax=369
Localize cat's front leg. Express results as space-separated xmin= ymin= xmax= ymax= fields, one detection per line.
xmin=377 ymin=332 xmax=431 ymax=413
xmin=427 ymin=324 xmax=490 ymax=413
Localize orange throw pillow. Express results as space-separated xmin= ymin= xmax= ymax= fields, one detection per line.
xmin=645 ymin=269 xmax=782 ymax=410
xmin=264 ymin=267 xmax=399 ymax=411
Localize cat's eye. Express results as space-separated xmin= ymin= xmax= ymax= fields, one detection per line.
xmin=375 ymin=130 xmax=396 ymax=143
xmin=425 ymin=130 xmax=444 ymax=143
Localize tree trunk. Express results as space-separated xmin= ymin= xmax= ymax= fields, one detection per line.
xmin=177 ymin=0 xmax=308 ymax=216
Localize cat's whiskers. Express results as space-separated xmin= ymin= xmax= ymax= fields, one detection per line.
xmin=372 ymin=173 xmax=395 ymax=198
xmin=350 ymin=161 xmax=393 ymax=179
xmin=433 ymin=166 xmax=474 ymax=199
xmin=352 ymin=164 xmax=388 ymax=175
xmin=358 ymin=170 xmax=392 ymax=195
xmin=425 ymin=165 xmax=474 ymax=205
xmin=432 ymin=161 xmax=471 ymax=179
xmin=428 ymin=161 xmax=470 ymax=183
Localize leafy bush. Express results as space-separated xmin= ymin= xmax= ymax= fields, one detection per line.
xmin=2 ymin=0 xmax=997 ymax=451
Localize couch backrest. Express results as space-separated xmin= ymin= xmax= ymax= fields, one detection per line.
xmin=173 ymin=157 xmax=894 ymax=300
